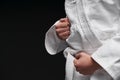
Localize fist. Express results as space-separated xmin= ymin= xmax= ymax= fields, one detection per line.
xmin=55 ymin=18 xmax=70 ymax=40
xmin=73 ymin=51 xmax=101 ymax=75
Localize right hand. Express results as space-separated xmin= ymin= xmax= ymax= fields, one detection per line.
xmin=55 ymin=18 xmax=71 ymax=40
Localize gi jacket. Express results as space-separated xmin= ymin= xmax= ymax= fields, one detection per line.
xmin=45 ymin=0 xmax=120 ymax=80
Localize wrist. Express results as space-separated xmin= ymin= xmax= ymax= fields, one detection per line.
xmin=91 ymin=57 xmax=102 ymax=71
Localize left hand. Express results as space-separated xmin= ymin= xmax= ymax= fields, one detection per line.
xmin=73 ymin=51 xmax=101 ymax=75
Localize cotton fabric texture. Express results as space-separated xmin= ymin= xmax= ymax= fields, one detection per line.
xmin=45 ymin=0 xmax=120 ymax=80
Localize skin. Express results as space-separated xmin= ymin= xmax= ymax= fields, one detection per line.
xmin=73 ymin=51 xmax=102 ymax=75
xmin=55 ymin=17 xmax=101 ymax=75
xmin=55 ymin=18 xmax=70 ymax=40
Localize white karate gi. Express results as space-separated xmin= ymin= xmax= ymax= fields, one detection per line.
xmin=45 ymin=0 xmax=120 ymax=80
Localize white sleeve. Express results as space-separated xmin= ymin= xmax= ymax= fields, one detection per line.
xmin=91 ymin=1 xmax=120 ymax=80
xmin=91 ymin=35 xmax=120 ymax=80
xmin=45 ymin=21 xmax=68 ymax=55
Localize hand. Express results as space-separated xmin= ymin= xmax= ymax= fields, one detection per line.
xmin=55 ymin=18 xmax=70 ymax=40
xmin=73 ymin=51 xmax=101 ymax=75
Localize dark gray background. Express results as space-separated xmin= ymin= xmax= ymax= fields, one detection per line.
xmin=1 ymin=0 xmax=66 ymax=80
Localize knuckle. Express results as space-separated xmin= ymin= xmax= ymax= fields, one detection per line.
xmin=55 ymin=25 xmax=59 ymax=29
xmin=55 ymin=22 xmax=62 ymax=28
xmin=74 ymin=63 xmax=79 ymax=67
xmin=56 ymin=29 xmax=60 ymax=33
xmin=60 ymin=18 xmax=65 ymax=20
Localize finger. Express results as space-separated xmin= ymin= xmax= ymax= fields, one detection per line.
xmin=66 ymin=17 xmax=70 ymax=23
xmin=74 ymin=60 xmax=81 ymax=72
xmin=75 ymin=53 xmax=82 ymax=59
xmin=59 ymin=18 xmax=70 ymax=26
xmin=73 ymin=59 xmax=79 ymax=67
xmin=59 ymin=30 xmax=70 ymax=36
xmin=65 ymin=17 xmax=71 ymax=26
xmin=56 ymin=27 xmax=70 ymax=33
xmin=60 ymin=18 xmax=67 ymax=22
xmin=55 ymin=22 xmax=70 ymax=29
xmin=58 ymin=31 xmax=70 ymax=40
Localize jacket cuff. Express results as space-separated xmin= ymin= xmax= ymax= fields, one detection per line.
xmin=91 ymin=39 xmax=120 ymax=80
xmin=45 ymin=21 xmax=67 ymax=55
